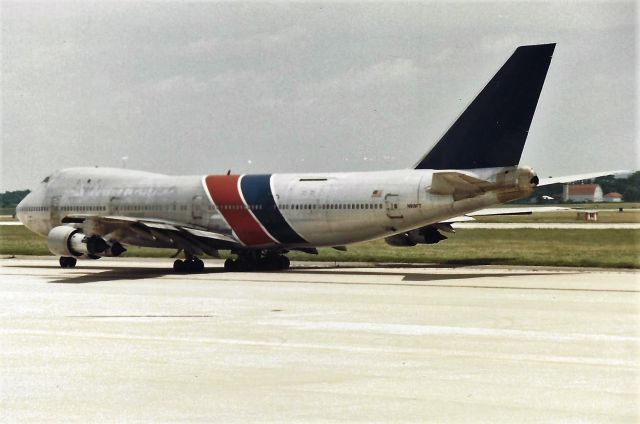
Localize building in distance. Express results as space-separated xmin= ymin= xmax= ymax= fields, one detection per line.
xmin=563 ymin=184 xmax=603 ymax=202
xmin=603 ymin=192 xmax=623 ymax=202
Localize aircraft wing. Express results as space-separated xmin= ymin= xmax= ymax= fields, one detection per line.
xmin=61 ymin=215 xmax=241 ymax=256
xmin=537 ymin=170 xmax=631 ymax=186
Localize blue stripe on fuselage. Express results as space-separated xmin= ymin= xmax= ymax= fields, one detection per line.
xmin=240 ymin=175 xmax=307 ymax=245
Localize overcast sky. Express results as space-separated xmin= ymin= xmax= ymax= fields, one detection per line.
xmin=1 ymin=1 xmax=637 ymax=191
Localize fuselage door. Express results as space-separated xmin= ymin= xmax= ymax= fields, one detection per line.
xmin=50 ymin=196 xmax=61 ymax=225
xmin=109 ymin=197 xmax=122 ymax=215
xmin=192 ymin=195 xmax=204 ymax=221
xmin=385 ymin=194 xmax=403 ymax=219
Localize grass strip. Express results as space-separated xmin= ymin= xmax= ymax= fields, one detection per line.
xmin=1 ymin=225 xmax=638 ymax=268
xmin=476 ymin=210 xmax=640 ymax=223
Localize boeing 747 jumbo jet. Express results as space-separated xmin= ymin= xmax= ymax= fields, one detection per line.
xmin=15 ymin=43 xmax=608 ymax=272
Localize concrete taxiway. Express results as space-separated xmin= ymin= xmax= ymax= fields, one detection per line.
xmin=1 ymin=257 xmax=638 ymax=422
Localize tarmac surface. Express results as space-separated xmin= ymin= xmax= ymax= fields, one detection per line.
xmin=0 ymin=221 xmax=24 ymax=225
xmin=1 ymin=257 xmax=639 ymax=422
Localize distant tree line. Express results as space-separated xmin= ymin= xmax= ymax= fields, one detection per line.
xmin=0 ymin=190 xmax=30 ymax=208
xmin=595 ymin=172 xmax=640 ymax=202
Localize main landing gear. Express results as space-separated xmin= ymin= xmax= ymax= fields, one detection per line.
xmin=173 ymin=257 xmax=205 ymax=273
xmin=59 ymin=256 xmax=77 ymax=268
xmin=224 ymin=252 xmax=290 ymax=272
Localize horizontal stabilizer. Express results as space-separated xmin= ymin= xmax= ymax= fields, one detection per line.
xmin=439 ymin=206 xmax=571 ymax=224
xmin=467 ymin=206 xmax=571 ymax=216
xmin=537 ymin=170 xmax=632 ymax=186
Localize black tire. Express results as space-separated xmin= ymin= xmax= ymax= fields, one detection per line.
xmin=279 ymin=256 xmax=290 ymax=270
xmin=173 ymin=259 xmax=185 ymax=272
xmin=194 ymin=258 xmax=205 ymax=272
xmin=237 ymin=259 xmax=255 ymax=272
xmin=224 ymin=258 xmax=236 ymax=272
xmin=267 ymin=257 xmax=279 ymax=271
xmin=257 ymin=257 xmax=272 ymax=271
xmin=59 ymin=256 xmax=77 ymax=268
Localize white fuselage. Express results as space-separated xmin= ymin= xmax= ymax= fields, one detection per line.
xmin=17 ymin=166 xmax=534 ymax=249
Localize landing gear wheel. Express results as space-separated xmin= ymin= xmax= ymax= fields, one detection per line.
xmin=261 ymin=255 xmax=286 ymax=271
xmin=173 ymin=259 xmax=186 ymax=272
xmin=224 ymin=258 xmax=236 ymax=272
xmin=59 ymin=256 xmax=77 ymax=268
xmin=174 ymin=258 xmax=204 ymax=273
xmin=235 ymin=259 xmax=255 ymax=272
xmin=224 ymin=252 xmax=289 ymax=272
xmin=191 ymin=258 xmax=205 ymax=272
xmin=257 ymin=256 xmax=273 ymax=271
xmin=279 ymin=255 xmax=290 ymax=270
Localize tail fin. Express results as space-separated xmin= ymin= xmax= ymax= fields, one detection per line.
xmin=415 ymin=43 xmax=555 ymax=170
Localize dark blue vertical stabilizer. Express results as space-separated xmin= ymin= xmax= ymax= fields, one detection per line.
xmin=415 ymin=43 xmax=555 ymax=170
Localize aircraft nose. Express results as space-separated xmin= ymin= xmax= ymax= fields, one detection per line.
xmin=16 ymin=192 xmax=33 ymax=224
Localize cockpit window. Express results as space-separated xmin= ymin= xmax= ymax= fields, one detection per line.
xmin=42 ymin=175 xmax=50 ymax=183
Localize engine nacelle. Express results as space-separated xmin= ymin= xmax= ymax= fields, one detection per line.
xmin=384 ymin=233 xmax=417 ymax=247
xmin=47 ymin=226 xmax=125 ymax=257
xmin=384 ymin=225 xmax=448 ymax=247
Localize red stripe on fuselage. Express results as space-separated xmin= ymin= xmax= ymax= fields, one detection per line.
xmin=204 ymin=175 xmax=275 ymax=246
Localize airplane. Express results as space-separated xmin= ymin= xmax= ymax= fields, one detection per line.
xmin=14 ymin=43 xmax=615 ymax=272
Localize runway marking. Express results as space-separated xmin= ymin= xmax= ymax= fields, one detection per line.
xmin=221 ymin=277 xmax=640 ymax=293
xmin=260 ymin=319 xmax=640 ymax=343
xmin=65 ymin=315 xmax=215 ymax=319
xmin=398 ymin=283 xmax=640 ymax=293
xmin=1 ymin=328 xmax=636 ymax=367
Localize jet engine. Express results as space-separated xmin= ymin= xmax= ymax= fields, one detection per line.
xmin=384 ymin=225 xmax=450 ymax=247
xmin=47 ymin=226 xmax=126 ymax=258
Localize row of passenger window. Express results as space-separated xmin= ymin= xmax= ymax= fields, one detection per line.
xmin=20 ymin=202 xmax=388 ymax=214
xmin=116 ymin=204 xmax=177 ymax=212
xmin=219 ymin=204 xmax=264 ymax=211
xmin=18 ymin=206 xmax=49 ymax=212
xmin=115 ymin=204 xmax=218 ymax=212
xmin=217 ymin=203 xmax=385 ymax=211
xmin=279 ymin=203 xmax=384 ymax=211
xmin=59 ymin=206 xmax=107 ymax=212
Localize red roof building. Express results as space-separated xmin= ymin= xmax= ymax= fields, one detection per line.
xmin=562 ymin=184 xmax=603 ymax=202
xmin=604 ymin=192 xmax=623 ymax=202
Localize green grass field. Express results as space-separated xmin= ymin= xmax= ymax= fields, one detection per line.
xmin=477 ymin=209 xmax=640 ymax=223
xmin=0 ymin=209 xmax=16 ymax=218
xmin=2 ymin=225 xmax=638 ymax=269
xmin=475 ymin=202 xmax=640 ymax=223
